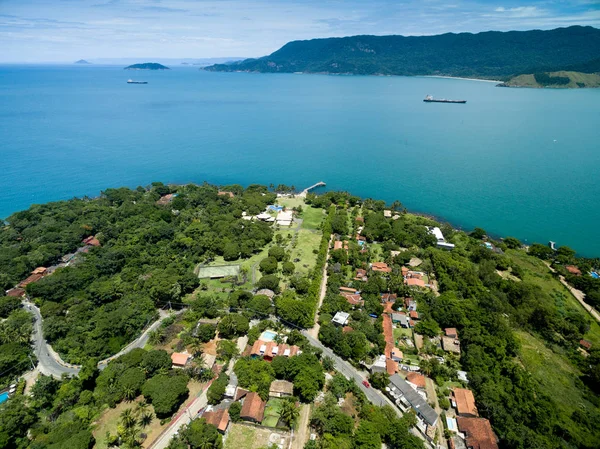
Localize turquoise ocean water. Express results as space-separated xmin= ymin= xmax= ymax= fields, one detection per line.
xmin=1 ymin=65 xmax=599 ymax=255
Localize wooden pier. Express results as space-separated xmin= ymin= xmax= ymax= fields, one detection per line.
xmin=299 ymin=181 xmax=326 ymax=197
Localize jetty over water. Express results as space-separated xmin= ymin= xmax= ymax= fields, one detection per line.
xmin=299 ymin=181 xmax=326 ymax=198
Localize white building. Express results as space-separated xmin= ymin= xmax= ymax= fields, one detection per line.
xmin=332 ymin=311 xmax=350 ymax=326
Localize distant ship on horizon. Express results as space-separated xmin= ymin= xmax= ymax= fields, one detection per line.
xmin=127 ymin=79 xmax=148 ymax=84
xmin=424 ymin=95 xmax=466 ymax=104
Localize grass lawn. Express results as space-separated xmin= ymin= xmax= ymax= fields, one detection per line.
xmin=277 ymin=196 xmax=305 ymax=210
xmin=262 ymin=398 xmax=284 ymax=427
xmin=516 ymin=330 xmax=600 ymax=444
xmin=224 ymin=423 xmax=289 ymax=449
xmin=393 ymin=327 xmax=413 ymax=341
xmin=289 ymin=230 xmax=322 ymax=275
xmin=506 ymin=249 xmax=600 ymax=347
xmin=301 ymin=206 xmax=326 ymax=230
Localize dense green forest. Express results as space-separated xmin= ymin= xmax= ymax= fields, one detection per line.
xmin=205 ymin=26 xmax=600 ymax=79
xmin=1 ymin=183 xmax=275 ymax=364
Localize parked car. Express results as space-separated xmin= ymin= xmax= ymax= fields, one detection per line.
xmin=362 ymin=380 xmax=370 ymax=388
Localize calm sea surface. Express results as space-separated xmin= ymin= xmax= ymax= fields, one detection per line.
xmin=1 ymin=65 xmax=599 ymax=256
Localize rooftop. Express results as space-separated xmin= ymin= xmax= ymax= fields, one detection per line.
xmin=240 ymin=392 xmax=266 ymax=422
xmin=453 ymin=388 xmax=478 ymax=417
xmin=202 ymin=408 xmax=230 ymax=432
xmin=389 ymin=374 xmax=438 ymax=426
xmin=171 ymin=352 xmax=190 ymax=366
xmin=270 ymin=380 xmax=294 ymax=396
xmin=406 ymin=372 xmax=426 ymax=389
xmin=332 ymin=311 xmax=350 ymax=326
xmin=456 ymin=417 xmax=499 ymax=449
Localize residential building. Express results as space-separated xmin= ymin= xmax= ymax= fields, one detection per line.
xmin=381 ymin=293 xmax=397 ymax=302
xmin=82 ymin=236 xmax=101 ymax=247
xmin=370 ymin=355 xmax=387 ymax=373
xmin=269 ymin=380 xmax=294 ymax=398
xmin=565 ymin=265 xmax=582 ymax=276
xmin=341 ymin=293 xmax=364 ymax=307
xmin=384 ymin=210 xmax=392 ymax=218
xmin=355 ymin=268 xmax=368 ymax=282
xmin=276 ymin=210 xmax=294 ymax=226
xmin=456 ymin=417 xmax=499 ymax=449
xmin=5 ymin=288 xmax=25 ymax=297
xmin=442 ymin=336 xmax=461 ymax=355
xmin=406 ymin=372 xmax=426 ymax=390
xmin=202 ymin=408 xmax=230 ymax=433
xmin=388 ymin=374 xmax=438 ymax=426
xmin=405 ymin=299 xmax=417 ymax=311
xmin=580 ymin=339 xmax=593 ymax=350
xmin=240 ymin=392 xmax=266 ymax=423
xmin=391 ymin=348 xmax=403 ymax=362
xmin=332 ymin=311 xmax=350 ymax=326
xmin=333 ymin=240 xmax=349 ymax=251
xmin=171 ymin=352 xmax=190 ymax=368
xmin=391 ymin=313 xmax=409 ymax=328
xmin=452 ymin=388 xmax=478 ymax=417
xmin=339 ymin=286 xmax=358 ymax=294
xmin=156 ymin=194 xmax=174 ymax=205
xmin=445 ymin=328 xmax=458 ymax=338
xmin=250 ymin=340 xmax=301 ymax=360
xmin=372 ymin=262 xmax=392 ymax=273
xmin=386 ymin=358 xmax=398 ymax=375
xmin=218 ymin=191 xmax=235 ymax=198
xmin=405 ymin=278 xmax=426 ymax=288
xmin=409 ymin=311 xmax=419 ymax=320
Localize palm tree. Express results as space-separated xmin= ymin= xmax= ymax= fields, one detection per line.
xmin=120 ymin=408 xmax=137 ymax=430
xmin=123 ymin=386 xmax=137 ymax=402
xmin=279 ymin=397 xmax=300 ymax=428
xmin=148 ymin=329 xmax=163 ymax=345
xmin=139 ymin=411 xmax=154 ymax=428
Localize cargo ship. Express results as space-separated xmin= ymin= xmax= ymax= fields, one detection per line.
xmin=424 ymin=95 xmax=466 ymax=104
xmin=127 ymin=79 xmax=148 ymax=84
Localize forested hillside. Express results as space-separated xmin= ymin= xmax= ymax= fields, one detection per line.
xmin=0 ymin=183 xmax=275 ymax=363
xmin=205 ymin=26 xmax=600 ymax=79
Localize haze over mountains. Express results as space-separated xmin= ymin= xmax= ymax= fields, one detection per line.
xmin=205 ymin=26 xmax=600 ymax=80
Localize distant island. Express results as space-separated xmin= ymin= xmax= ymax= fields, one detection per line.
xmin=204 ymin=26 xmax=600 ymax=85
xmin=74 ymin=59 xmax=91 ymax=64
xmin=124 ymin=62 xmax=170 ymax=70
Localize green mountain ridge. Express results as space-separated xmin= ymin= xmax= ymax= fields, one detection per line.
xmin=205 ymin=26 xmax=600 ymax=80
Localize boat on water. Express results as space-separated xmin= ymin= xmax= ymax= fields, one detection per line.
xmin=127 ymin=79 xmax=148 ymax=84
xmin=423 ymin=95 xmax=466 ymax=104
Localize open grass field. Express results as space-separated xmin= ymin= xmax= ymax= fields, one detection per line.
xmin=262 ymin=398 xmax=283 ymax=427
xmin=224 ymin=423 xmax=290 ymax=449
xmin=506 ymin=249 xmax=600 ymax=347
xmin=516 ymin=330 xmax=600 ymax=441
xmin=92 ymin=398 xmax=165 ymax=449
xmin=300 ymin=206 xmax=326 ymax=230
xmin=277 ymin=196 xmax=305 ymax=210
xmin=289 ymin=230 xmax=321 ymax=275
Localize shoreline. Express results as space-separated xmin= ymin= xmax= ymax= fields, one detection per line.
xmin=422 ymin=75 xmax=501 ymax=83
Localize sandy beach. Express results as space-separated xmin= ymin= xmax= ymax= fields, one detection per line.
xmin=423 ymin=75 xmax=501 ymax=83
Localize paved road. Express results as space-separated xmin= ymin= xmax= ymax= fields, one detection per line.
xmin=23 ymin=300 xmax=80 ymax=378
xmin=23 ymin=300 xmax=182 ymax=378
xmin=301 ymin=332 xmax=393 ymax=410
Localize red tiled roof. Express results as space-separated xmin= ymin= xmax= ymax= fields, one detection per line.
xmin=333 ymin=240 xmax=349 ymax=251
xmin=409 ymin=311 xmax=419 ymax=319
xmin=372 ymin=262 xmax=392 ymax=273
xmin=342 ymin=326 xmax=353 ymax=334
xmin=355 ymin=216 xmax=364 ymax=222
xmin=156 ymin=194 xmax=175 ymax=205
xmin=456 ymin=417 xmax=499 ymax=449
xmin=453 ymin=388 xmax=478 ymax=417
xmin=240 ymin=392 xmax=265 ymax=422
xmin=18 ymin=273 xmax=44 ymax=288
xmin=386 ymin=358 xmax=398 ymax=375
xmin=445 ymin=328 xmax=458 ymax=338
xmin=218 ymin=191 xmax=235 ymax=198
xmin=6 ymin=288 xmax=26 ymax=297
xmin=235 ymin=388 xmax=249 ymax=401
xmin=401 ymin=266 xmax=409 ymax=275
xmin=565 ymin=265 xmax=582 ymax=276
xmin=342 ymin=293 xmax=363 ymax=306
xmin=381 ymin=293 xmax=397 ymax=302
xmin=580 ymin=339 xmax=592 ymax=350
xmin=31 ymin=267 xmax=47 ymax=275
xmin=405 ymin=278 xmax=425 ymax=287
xmin=406 ymin=372 xmax=426 ymax=388
xmin=356 ymin=269 xmax=367 ymax=277
xmin=203 ymin=408 xmax=230 ymax=432
xmin=171 ymin=352 xmax=190 ymax=366
xmin=339 ymin=286 xmax=357 ymax=293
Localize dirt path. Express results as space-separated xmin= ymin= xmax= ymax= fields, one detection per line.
xmin=308 ymin=236 xmax=331 ymax=339
xmin=425 ymin=377 xmax=448 ymax=449
xmin=292 ymin=404 xmax=311 ymax=449
xmin=544 ymin=262 xmax=600 ymax=323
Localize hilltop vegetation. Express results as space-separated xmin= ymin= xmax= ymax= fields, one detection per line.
xmin=501 ymin=71 xmax=600 ymax=88
xmin=205 ymin=26 xmax=600 ymax=80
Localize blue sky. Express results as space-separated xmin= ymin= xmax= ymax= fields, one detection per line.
xmin=1 ymin=0 xmax=599 ymax=62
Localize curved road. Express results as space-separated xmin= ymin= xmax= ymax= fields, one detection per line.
xmin=23 ymin=300 xmax=180 ymax=378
